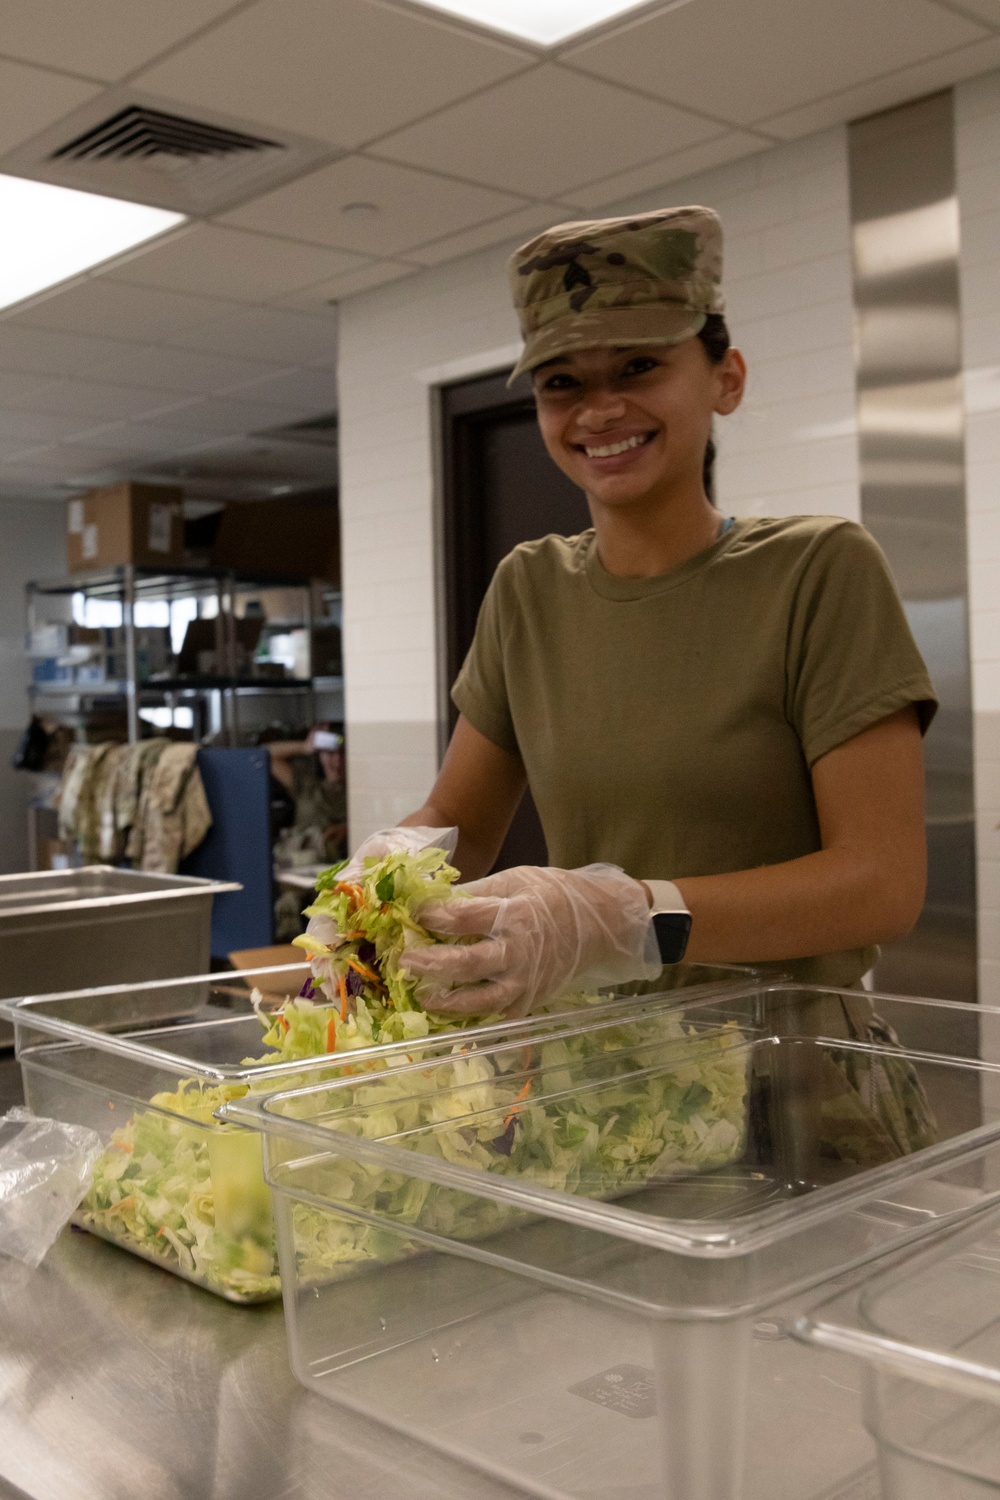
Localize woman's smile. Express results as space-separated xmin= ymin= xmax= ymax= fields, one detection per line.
xmin=574 ymin=430 xmax=657 ymax=459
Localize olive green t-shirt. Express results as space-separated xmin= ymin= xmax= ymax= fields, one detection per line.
xmin=452 ymin=516 xmax=938 ymax=988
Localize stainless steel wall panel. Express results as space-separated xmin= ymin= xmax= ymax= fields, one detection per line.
xmin=849 ymin=91 xmax=977 ymax=1004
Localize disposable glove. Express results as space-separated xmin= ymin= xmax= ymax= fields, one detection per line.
xmin=338 ymin=825 xmax=457 ymax=882
xmin=402 ymin=863 xmax=659 ymax=1017
xmin=305 ymin=825 xmax=458 ymax=949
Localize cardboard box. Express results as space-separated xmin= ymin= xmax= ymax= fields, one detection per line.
xmin=211 ymin=499 xmax=340 ymax=583
xmin=67 ymin=482 xmax=185 ymax=572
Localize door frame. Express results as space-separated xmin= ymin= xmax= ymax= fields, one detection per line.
xmin=416 ymin=340 xmax=523 ymax=762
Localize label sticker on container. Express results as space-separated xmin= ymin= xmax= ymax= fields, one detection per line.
xmin=81 ymin=523 xmax=99 ymax=560
xmin=67 ymin=499 xmax=84 ymax=534
xmin=568 ymin=1364 xmax=656 ymax=1419
xmin=148 ymin=503 xmax=173 ymax=554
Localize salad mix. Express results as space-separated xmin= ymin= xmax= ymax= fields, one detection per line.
xmin=78 ymin=846 xmax=749 ymax=1302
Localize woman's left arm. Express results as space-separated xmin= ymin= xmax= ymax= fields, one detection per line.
xmin=674 ymin=705 xmax=926 ymax=963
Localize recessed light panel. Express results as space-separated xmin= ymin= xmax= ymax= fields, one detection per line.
xmin=0 ymin=173 xmax=184 ymax=314
xmin=408 ymin=0 xmax=660 ymax=46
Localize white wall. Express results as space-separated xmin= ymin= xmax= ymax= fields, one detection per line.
xmin=956 ymin=70 xmax=1000 ymax=1010
xmin=0 ymin=499 xmax=65 ymax=872
xmin=337 ymin=125 xmax=858 ymax=841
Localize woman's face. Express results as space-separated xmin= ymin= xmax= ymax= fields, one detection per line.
xmin=532 ymin=338 xmax=745 ymax=511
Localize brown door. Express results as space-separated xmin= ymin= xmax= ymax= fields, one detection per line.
xmin=441 ymin=369 xmax=589 ymax=869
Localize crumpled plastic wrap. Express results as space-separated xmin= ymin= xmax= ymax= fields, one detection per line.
xmin=0 ymin=1107 xmax=102 ymax=1268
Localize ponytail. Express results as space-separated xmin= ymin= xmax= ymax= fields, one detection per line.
xmin=696 ymin=313 xmax=731 ymax=507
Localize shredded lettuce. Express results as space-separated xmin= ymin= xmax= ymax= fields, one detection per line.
xmin=78 ymin=848 xmax=749 ymax=1302
xmin=293 ymin=843 xmax=501 ymax=1046
xmin=281 ymin=1016 xmax=750 ymax=1284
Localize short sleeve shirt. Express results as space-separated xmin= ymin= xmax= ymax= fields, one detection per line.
xmin=452 ymin=516 xmax=937 ymax=988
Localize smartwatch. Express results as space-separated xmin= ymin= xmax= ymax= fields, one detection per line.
xmin=644 ymin=879 xmax=692 ymax=965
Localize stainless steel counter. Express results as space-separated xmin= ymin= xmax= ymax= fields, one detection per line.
xmin=0 ymin=1228 xmax=524 ymax=1500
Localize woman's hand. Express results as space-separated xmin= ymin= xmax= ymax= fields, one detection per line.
xmin=336 ymin=825 xmax=457 ymax=883
xmin=403 ymin=863 xmax=658 ymax=1017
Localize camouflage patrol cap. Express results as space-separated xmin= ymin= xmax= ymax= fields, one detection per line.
xmin=508 ymin=205 xmax=724 ymax=381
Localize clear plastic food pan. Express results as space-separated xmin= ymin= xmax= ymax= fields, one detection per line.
xmin=796 ymin=1206 xmax=1000 ymax=1498
xmin=223 ymin=984 xmax=1000 ymax=1500
xmin=0 ymin=962 xmax=756 ymax=1304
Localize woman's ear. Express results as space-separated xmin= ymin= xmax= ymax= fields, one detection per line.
xmin=713 ymin=347 xmax=747 ymax=416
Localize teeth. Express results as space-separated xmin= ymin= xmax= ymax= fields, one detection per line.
xmin=583 ymin=434 xmax=649 ymax=458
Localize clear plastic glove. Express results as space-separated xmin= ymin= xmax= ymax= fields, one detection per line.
xmin=402 ymin=863 xmax=659 ymax=1018
xmin=337 ymin=825 xmax=457 ymax=883
xmin=306 ymin=826 xmax=458 ymax=949
xmin=0 ymin=1107 xmax=102 ymax=1268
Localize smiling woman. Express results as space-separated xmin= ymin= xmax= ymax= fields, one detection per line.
xmin=332 ymin=205 xmax=938 ymax=1026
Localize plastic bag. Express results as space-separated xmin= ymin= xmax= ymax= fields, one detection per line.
xmin=0 ymin=1107 xmax=102 ymax=1268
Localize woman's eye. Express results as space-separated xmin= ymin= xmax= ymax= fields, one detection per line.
xmin=537 ymin=373 xmax=578 ymax=393
xmin=621 ymin=356 xmax=659 ymax=378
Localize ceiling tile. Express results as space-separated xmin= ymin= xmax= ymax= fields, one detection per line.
xmin=372 ymin=64 xmax=720 ymax=198
xmin=405 ymin=202 xmax=566 ymax=266
xmin=28 ymin=376 xmax=172 ymax=422
xmin=0 ymin=56 xmax=99 ymax=156
xmin=164 ymin=305 xmax=338 ymax=364
xmin=761 ymin=32 xmax=1000 ymax=138
xmin=61 ymin=421 xmax=220 ymax=455
xmin=275 ymin=260 xmax=418 ymax=309
xmin=0 ymin=371 xmax=61 ymax=408
xmin=14 ymin=441 xmax=140 ymax=476
xmin=107 ymin=224 xmax=369 ymax=300
xmin=14 ymin=278 xmax=240 ymax=343
xmin=0 ymin=0 xmax=242 ymax=82
xmin=134 ymin=0 xmax=532 ymax=148
xmin=559 ymin=131 xmax=772 ymax=211
xmin=144 ymin=393 xmax=309 ymax=437
xmin=220 ymin=367 xmax=338 ymax=412
xmin=564 ymin=0 xmax=985 ymax=126
xmin=0 ymin=408 xmax=95 ymax=444
xmin=79 ymin=343 xmax=295 ymax=396
xmin=0 ymin=324 xmax=155 ymax=380
xmin=221 ymin=154 xmax=527 ymax=256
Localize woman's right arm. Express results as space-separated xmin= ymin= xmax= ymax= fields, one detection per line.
xmin=400 ymin=715 xmax=527 ymax=880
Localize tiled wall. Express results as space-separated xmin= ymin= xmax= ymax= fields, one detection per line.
xmin=0 ymin=499 xmax=65 ymax=871
xmin=337 ymin=125 xmax=858 ymax=840
xmin=957 ymin=71 xmax=1000 ymax=1010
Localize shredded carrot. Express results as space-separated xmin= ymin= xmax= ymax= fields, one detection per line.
xmin=326 ymin=1015 xmax=338 ymax=1053
xmin=112 ymin=1139 xmax=134 ymax=1153
xmin=277 ymin=1013 xmax=289 ymax=1032
xmin=337 ymin=972 xmax=349 ymax=1023
xmin=346 ymin=957 xmax=380 ymax=985
xmin=105 ymin=1195 xmax=136 ymax=1216
xmin=335 ymin=882 xmax=365 ymax=905
xmin=503 ymin=1078 xmax=533 ymax=1131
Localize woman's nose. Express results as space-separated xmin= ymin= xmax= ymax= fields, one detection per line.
xmin=575 ymin=386 xmax=628 ymax=428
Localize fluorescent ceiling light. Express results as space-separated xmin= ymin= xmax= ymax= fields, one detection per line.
xmin=409 ymin=0 xmax=664 ymax=46
xmin=0 ymin=173 xmax=184 ymax=313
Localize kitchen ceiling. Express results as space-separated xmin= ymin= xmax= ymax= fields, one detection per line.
xmin=0 ymin=0 xmax=998 ymax=502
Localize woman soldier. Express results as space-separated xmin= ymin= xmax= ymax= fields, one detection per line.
xmin=344 ymin=205 xmax=936 ymax=1032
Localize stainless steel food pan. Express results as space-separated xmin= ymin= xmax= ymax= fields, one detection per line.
xmin=0 ymin=866 xmax=240 ymax=1046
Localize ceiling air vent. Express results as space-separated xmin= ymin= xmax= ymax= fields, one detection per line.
xmin=51 ymin=106 xmax=281 ymax=166
xmin=258 ymin=412 xmax=339 ymax=448
xmin=0 ymin=90 xmax=333 ymax=215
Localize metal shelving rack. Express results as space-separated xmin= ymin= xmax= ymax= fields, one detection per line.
xmin=27 ymin=564 xmax=343 ymax=746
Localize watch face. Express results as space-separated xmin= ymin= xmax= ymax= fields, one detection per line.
xmin=652 ymin=911 xmax=692 ymax=965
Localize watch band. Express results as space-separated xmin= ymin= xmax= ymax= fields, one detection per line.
xmin=644 ymin=879 xmax=692 ymax=965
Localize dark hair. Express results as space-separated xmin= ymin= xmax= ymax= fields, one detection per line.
xmin=696 ymin=313 xmax=730 ymax=503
